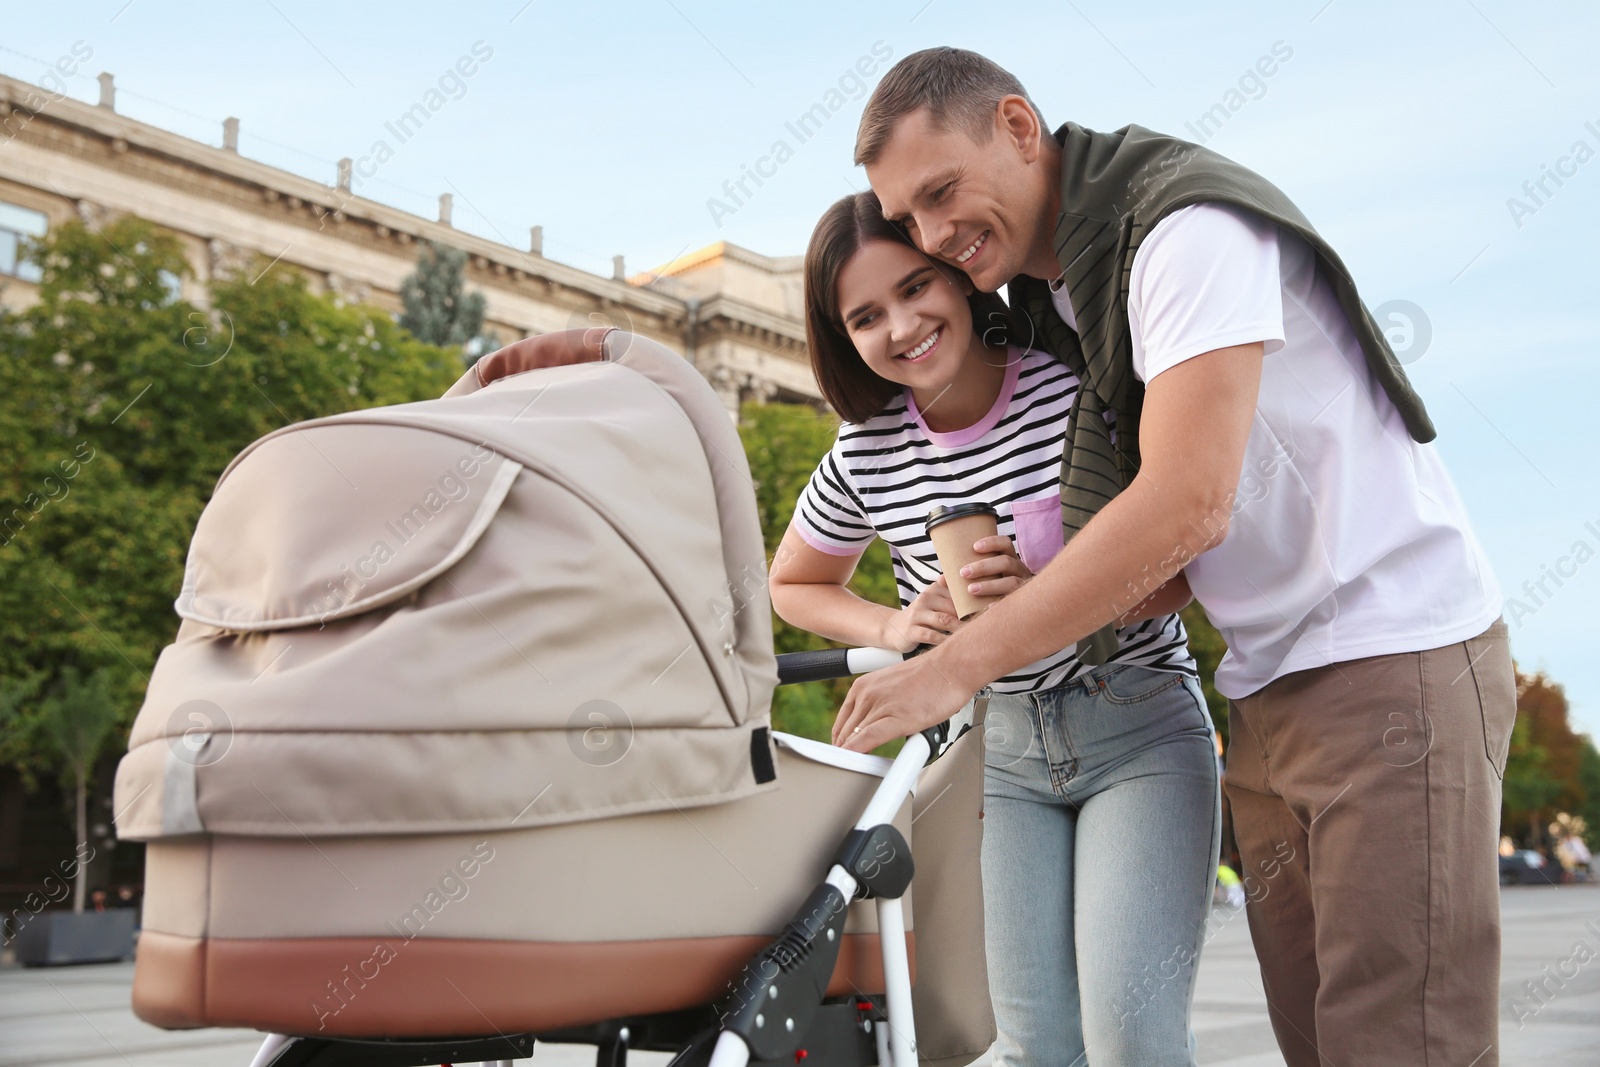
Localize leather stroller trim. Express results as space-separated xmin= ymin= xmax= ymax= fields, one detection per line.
xmin=131 ymin=929 xmax=913 ymax=1038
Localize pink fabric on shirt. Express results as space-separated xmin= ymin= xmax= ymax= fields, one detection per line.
xmin=905 ymin=346 xmax=1023 ymax=448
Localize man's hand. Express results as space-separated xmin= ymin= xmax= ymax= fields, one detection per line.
xmin=831 ymin=650 xmax=976 ymax=753
xmin=837 ymin=535 xmax=1030 ymax=748
xmin=473 ymin=327 xmax=616 ymax=387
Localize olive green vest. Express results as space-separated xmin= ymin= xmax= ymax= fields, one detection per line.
xmin=1011 ymin=122 xmax=1435 ymax=664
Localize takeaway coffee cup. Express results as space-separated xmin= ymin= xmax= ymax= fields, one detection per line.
xmin=926 ymin=502 xmax=1002 ymax=620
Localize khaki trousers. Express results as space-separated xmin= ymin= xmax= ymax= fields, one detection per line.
xmin=1224 ymin=620 xmax=1516 ymax=1067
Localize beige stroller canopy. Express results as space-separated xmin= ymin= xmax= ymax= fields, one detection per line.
xmin=116 ymin=334 xmax=780 ymax=841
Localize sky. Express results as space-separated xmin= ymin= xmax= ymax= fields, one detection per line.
xmin=4 ymin=0 xmax=1597 ymax=734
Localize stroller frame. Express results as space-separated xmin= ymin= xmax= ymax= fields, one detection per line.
xmin=243 ymin=646 xmax=933 ymax=1067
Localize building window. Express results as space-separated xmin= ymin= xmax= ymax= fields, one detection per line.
xmin=0 ymin=201 xmax=47 ymax=282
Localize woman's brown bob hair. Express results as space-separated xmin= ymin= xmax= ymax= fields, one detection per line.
xmin=804 ymin=191 xmax=1015 ymax=424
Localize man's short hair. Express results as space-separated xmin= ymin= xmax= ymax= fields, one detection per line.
xmin=854 ymin=47 xmax=1046 ymax=167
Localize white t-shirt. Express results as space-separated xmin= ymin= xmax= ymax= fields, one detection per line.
xmin=792 ymin=346 xmax=1195 ymax=694
xmin=1051 ymin=203 xmax=1501 ymax=699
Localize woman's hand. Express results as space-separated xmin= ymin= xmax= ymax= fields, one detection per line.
xmin=960 ymin=535 xmax=1033 ymax=597
xmin=879 ymin=575 xmax=961 ymax=652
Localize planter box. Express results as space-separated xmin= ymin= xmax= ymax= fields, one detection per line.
xmin=14 ymin=909 xmax=136 ymax=966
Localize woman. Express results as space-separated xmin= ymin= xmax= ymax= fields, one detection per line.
xmin=767 ymin=192 xmax=1220 ymax=1066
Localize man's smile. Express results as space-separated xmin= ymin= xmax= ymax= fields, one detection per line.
xmin=954 ymin=230 xmax=989 ymax=264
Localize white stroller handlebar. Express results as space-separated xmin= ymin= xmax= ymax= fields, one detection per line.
xmin=713 ymin=647 xmax=929 ymax=1067
xmin=707 ymin=731 xmax=929 ymax=1067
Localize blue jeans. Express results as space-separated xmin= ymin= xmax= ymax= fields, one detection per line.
xmin=981 ymin=663 xmax=1221 ymax=1067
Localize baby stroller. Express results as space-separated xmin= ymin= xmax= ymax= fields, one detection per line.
xmin=112 ymin=334 xmax=994 ymax=1067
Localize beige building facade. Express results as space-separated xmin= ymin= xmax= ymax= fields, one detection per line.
xmin=0 ymin=70 xmax=821 ymax=415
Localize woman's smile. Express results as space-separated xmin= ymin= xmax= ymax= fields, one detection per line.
xmin=897 ymin=327 xmax=942 ymax=364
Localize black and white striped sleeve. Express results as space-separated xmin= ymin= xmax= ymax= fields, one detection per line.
xmin=791 ymin=448 xmax=876 ymax=556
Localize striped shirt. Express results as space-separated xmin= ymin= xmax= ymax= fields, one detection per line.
xmin=793 ymin=346 xmax=1195 ymax=694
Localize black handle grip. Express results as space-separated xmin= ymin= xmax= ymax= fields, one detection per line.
xmin=776 ymin=648 xmax=855 ymax=685
xmin=774 ymin=646 xmax=931 ymax=686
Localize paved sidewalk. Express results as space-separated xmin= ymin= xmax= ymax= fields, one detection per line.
xmin=2 ymin=886 xmax=1596 ymax=1066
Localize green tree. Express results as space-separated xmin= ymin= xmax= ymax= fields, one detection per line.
xmin=1180 ymin=603 xmax=1229 ymax=744
xmin=397 ymin=240 xmax=493 ymax=358
xmin=1502 ymin=669 xmax=1587 ymax=847
xmin=1576 ymin=738 xmax=1600 ymax=851
xmin=737 ymin=401 xmax=896 ymax=741
xmin=1503 ymin=717 xmax=1560 ymax=845
xmin=0 ymin=668 xmax=121 ymax=911
xmin=0 ymin=216 xmax=462 ymax=856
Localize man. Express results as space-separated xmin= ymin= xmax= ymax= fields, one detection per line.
xmin=831 ymin=47 xmax=1515 ymax=1067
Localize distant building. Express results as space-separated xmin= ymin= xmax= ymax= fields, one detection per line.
xmin=0 ymin=70 xmax=821 ymax=414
